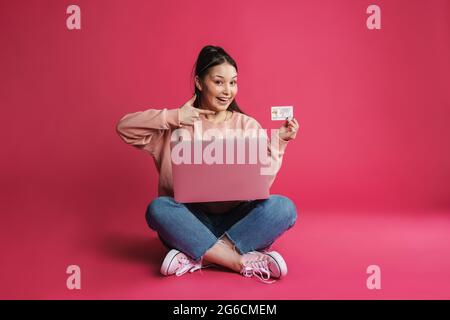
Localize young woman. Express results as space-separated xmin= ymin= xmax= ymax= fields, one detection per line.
xmin=116 ymin=45 xmax=300 ymax=283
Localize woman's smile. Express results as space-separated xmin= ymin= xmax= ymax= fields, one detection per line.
xmin=216 ymin=97 xmax=231 ymax=105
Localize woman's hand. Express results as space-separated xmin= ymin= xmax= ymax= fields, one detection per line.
xmin=278 ymin=117 xmax=299 ymax=141
xmin=179 ymin=94 xmax=216 ymax=126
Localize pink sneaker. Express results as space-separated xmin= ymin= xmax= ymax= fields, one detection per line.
xmin=263 ymin=251 xmax=288 ymax=279
xmin=240 ymin=250 xmax=288 ymax=283
xmin=160 ymin=249 xmax=209 ymax=276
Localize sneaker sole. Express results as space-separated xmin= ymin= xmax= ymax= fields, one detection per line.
xmin=265 ymin=251 xmax=288 ymax=278
xmin=160 ymin=249 xmax=181 ymax=276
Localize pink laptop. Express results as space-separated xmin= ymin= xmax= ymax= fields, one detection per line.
xmin=171 ymin=136 xmax=274 ymax=203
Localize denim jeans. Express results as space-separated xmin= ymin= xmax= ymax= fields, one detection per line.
xmin=145 ymin=195 xmax=298 ymax=261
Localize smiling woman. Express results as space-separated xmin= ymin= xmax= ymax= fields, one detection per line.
xmin=116 ymin=45 xmax=299 ymax=284
xmin=192 ymin=46 xmax=245 ymax=123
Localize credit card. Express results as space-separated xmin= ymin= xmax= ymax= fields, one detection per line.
xmin=271 ymin=106 xmax=293 ymax=120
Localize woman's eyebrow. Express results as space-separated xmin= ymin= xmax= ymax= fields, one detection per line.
xmin=214 ymin=75 xmax=238 ymax=79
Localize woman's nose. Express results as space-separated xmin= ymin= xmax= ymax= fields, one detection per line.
xmin=223 ymin=85 xmax=231 ymax=95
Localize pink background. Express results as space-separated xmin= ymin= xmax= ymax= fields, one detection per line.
xmin=1 ymin=0 xmax=450 ymax=299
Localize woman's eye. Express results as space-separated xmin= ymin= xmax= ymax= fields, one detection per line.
xmin=215 ymin=81 xmax=237 ymax=85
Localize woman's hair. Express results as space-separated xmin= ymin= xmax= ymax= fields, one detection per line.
xmin=191 ymin=45 xmax=245 ymax=114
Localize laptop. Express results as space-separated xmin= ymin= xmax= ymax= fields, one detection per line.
xmin=170 ymin=135 xmax=274 ymax=203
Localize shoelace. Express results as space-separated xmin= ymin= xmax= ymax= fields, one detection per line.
xmin=241 ymin=258 xmax=275 ymax=284
xmin=175 ymin=257 xmax=209 ymax=276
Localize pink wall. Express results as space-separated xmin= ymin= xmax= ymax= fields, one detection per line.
xmin=1 ymin=0 xmax=450 ymax=300
xmin=2 ymin=0 xmax=449 ymax=214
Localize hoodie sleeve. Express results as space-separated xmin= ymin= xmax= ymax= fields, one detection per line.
xmin=116 ymin=107 xmax=181 ymax=155
xmin=244 ymin=117 xmax=290 ymax=188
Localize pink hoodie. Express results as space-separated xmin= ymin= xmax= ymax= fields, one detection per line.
xmin=116 ymin=107 xmax=290 ymax=213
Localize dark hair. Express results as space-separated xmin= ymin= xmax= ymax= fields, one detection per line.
xmin=191 ymin=45 xmax=245 ymax=114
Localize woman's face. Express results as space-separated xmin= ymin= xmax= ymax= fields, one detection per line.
xmin=195 ymin=63 xmax=238 ymax=112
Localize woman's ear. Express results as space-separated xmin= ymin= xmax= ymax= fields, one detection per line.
xmin=194 ymin=76 xmax=202 ymax=91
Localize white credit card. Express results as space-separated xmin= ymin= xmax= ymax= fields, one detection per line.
xmin=271 ymin=106 xmax=293 ymax=120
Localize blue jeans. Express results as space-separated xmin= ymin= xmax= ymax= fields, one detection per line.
xmin=145 ymin=195 xmax=298 ymax=261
